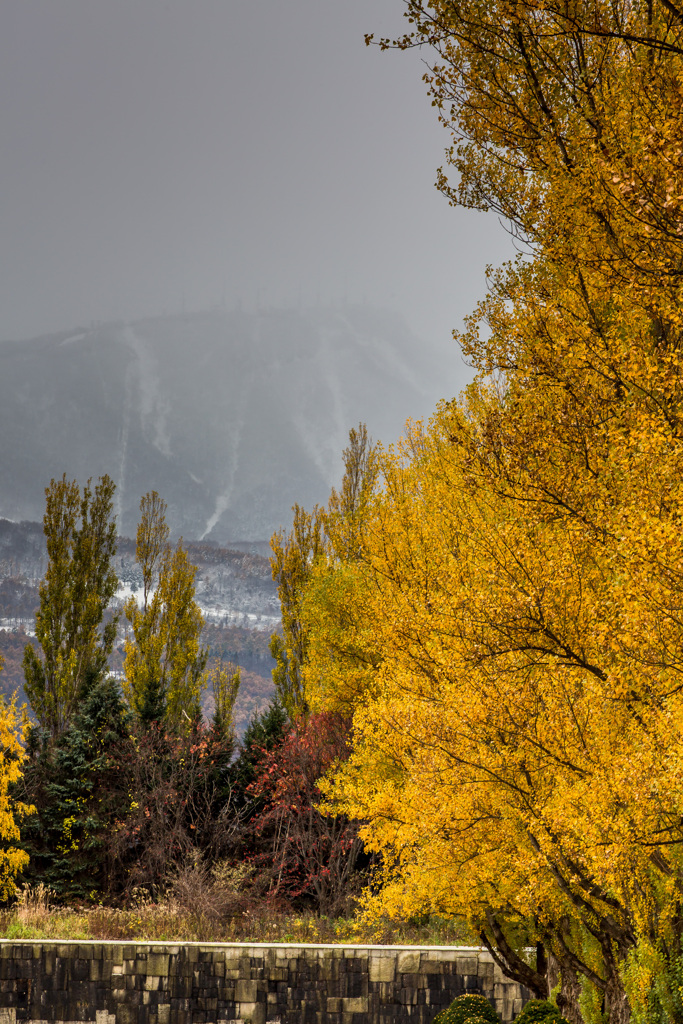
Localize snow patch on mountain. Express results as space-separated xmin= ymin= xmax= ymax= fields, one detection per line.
xmin=0 ymin=305 xmax=454 ymax=542
xmin=122 ymin=325 xmax=173 ymax=458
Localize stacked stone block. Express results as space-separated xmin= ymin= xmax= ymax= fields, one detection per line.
xmin=0 ymin=942 xmax=529 ymax=1024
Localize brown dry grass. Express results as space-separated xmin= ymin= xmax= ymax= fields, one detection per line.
xmin=0 ymin=888 xmax=474 ymax=945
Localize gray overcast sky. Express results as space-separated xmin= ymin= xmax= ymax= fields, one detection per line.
xmin=0 ymin=0 xmax=513 ymax=377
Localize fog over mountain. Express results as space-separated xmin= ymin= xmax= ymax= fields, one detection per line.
xmin=0 ymin=305 xmax=454 ymax=543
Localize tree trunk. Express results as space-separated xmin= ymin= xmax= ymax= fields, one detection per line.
xmin=551 ymin=953 xmax=584 ymax=1024
xmin=603 ymin=951 xmax=631 ymax=1024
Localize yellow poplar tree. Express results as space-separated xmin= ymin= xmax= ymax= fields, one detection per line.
xmin=23 ymin=475 xmax=118 ymax=739
xmin=209 ymin=662 xmax=241 ymax=742
xmin=315 ymin=413 xmax=652 ymax=1019
xmin=123 ymin=492 xmax=207 ymax=731
xmin=303 ymin=425 xmax=382 ymax=715
xmin=272 ymin=425 xmax=381 ymax=719
xmin=269 ymin=504 xmax=325 ymax=719
xmin=297 ymin=1 xmax=683 ymax=1022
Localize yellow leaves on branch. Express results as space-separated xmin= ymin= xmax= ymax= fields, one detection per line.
xmin=316 ymin=402 xmax=683 ymax=949
xmin=304 ymin=0 xmax=683 ymax=1003
xmin=270 ymin=426 xmax=379 ymax=719
xmin=0 ymin=657 xmax=33 ymax=897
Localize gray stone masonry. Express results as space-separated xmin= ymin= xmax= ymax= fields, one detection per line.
xmin=0 ymin=941 xmax=530 ymax=1024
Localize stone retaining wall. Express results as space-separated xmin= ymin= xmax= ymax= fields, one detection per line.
xmin=0 ymin=941 xmax=530 ymax=1024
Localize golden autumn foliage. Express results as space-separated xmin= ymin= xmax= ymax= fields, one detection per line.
xmin=314 ymin=408 xmax=677 ymax=1016
xmin=0 ymin=657 xmax=33 ymax=898
xmin=289 ymin=2 xmax=683 ymax=1022
xmin=302 ymin=427 xmax=382 ymax=717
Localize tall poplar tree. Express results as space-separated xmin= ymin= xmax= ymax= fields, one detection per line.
xmin=270 ymin=425 xmax=378 ymax=720
xmin=23 ymin=475 xmax=118 ymax=739
xmin=325 ymin=424 xmax=378 ymax=562
xmin=269 ymin=504 xmax=325 ymax=719
xmin=301 ymin=425 xmax=381 ymax=715
xmin=209 ymin=662 xmax=241 ymax=743
xmin=123 ymin=492 xmax=207 ymax=732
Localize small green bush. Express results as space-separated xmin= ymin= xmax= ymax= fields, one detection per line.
xmin=514 ymin=999 xmax=570 ymax=1024
xmin=433 ymin=993 xmax=502 ymax=1024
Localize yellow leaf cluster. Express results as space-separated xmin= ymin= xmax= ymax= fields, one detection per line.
xmin=313 ymin=392 xmax=683 ymax=1009
xmin=0 ymin=662 xmax=33 ymax=898
xmin=302 ymin=0 xmax=683 ymax=1015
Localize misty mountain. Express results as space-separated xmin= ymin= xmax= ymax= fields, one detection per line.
xmin=0 ymin=305 xmax=451 ymax=542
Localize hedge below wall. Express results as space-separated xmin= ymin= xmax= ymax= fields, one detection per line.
xmin=0 ymin=941 xmax=531 ymax=1024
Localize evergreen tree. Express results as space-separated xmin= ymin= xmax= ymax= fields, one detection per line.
xmin=19 ymin=677 xmax=131 ymax=899
xmin=23 ymin=475 xmax=118 ymax=739
xmin=230 ymin=699 xmax=289 ymax=807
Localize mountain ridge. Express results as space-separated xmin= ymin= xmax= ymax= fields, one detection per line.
xmin=0 ymin=304 xmax=451 ymax=542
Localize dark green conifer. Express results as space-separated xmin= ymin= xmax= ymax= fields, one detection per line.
xmin=19 ymin=677 xmax=131 ymax=899
xmin=230 ymin=699 xmax=289 ymax=806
